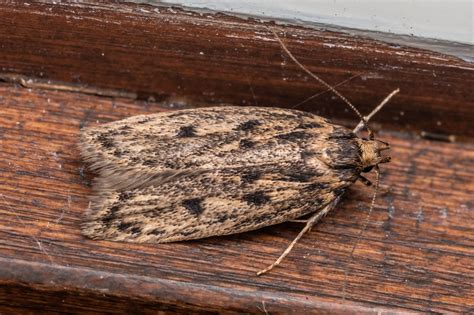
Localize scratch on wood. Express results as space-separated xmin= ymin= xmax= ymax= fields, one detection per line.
xmin=0 ymin=193 xmax=55 ymax=263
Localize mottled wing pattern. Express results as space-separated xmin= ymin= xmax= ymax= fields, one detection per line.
xmin=80 ymin=106 xmax=363 ymax=242
xmin=82 ymin=162 xmax=351 ymax=242
xmin=81 ymin=107 xmax=338 ymax=189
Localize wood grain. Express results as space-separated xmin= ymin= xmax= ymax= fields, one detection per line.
xmin=0 ymin=1 xmax=473 ymax=313
xmin=0 ymin=84 xmax=472 ymax=313
xmin=0 ymin=1 xmax=473 ymax=140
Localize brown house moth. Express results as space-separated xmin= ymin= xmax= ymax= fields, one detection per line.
xmin=79 ymin=28 xmax=398 ymax=275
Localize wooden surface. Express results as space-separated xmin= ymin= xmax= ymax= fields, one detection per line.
xmin=0 ymin=1 xmax=473 ymax=314
xmin=1 ymin=85 xmax=473 ymax=313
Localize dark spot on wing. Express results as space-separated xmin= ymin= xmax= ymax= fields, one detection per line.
xmin=102 ymin=205 xmax=120 ymax=224
xmin=107 ymin=130 xmax=120 ymax=137
xmin=143 ymin=159 xmax=157 ymax=166
xmin=137 ymin=117 xmax=151 ymax=124
xmin=243 ymin=191 xmax=270 ymax=206
xmin=237 ymin=119 xmax=261 ymax=131
xmin=239 ymin=138 xmax=255 ymax=149
xmin=119 ymin=125 xmax=132 ymax=131
xmin=148 ymin=229 xmax=164 ymax=236
xmin=181 ymin=229 xmax=198 ymax=236
xmin=297 ymin=122 xmax=323 ymax=129
xmin=177 ymin=125 xmax=197 ymax=137
xmin=110 ymin=205 xmax=120 ymax=214
xmin=301 ymin=150 xmax=316 ymax=159
xmin=241 ymin=170 xmax=261 ymax=183
xmin=117 ymin=222 xmax=133 ymax=231
xmin=118 ymin=125 xmax=132 ymax=135
xmin=215 ymin=214 xmax=229 ymax=223
xmin=215 ymin=213 xmax=238 ymax=224
xmin=304 ymin=182 xmax=330 ymax=192
xmin=130 ymin=226 xmax=141 ymax=234
xmin=253 ymin=214 xmax=272 ymax=224
xmin=285 ymin=170 xmax=321 ymax=182
xmin=118 ymin=191 xmax=134 ymax=202
xmin=182 ymin=198 xmax=204 ymax=215
xmin=276 ymin=131 xmax=309 ymax=142
xmin=128 ymin=156 xmax=141 ymax=166
xmin=97 ymin=133 xmax=114 ymax=149
xmin=112 ymin=148 xmax=129 ymax=158
xmin=164 ymin=161 xmax=177 ymax=169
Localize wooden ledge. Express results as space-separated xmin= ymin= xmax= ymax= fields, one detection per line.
xmin=0 ymin=1 xmax=473 ymax=313
xmin=0 ymin=85 xmax=472 ymax=313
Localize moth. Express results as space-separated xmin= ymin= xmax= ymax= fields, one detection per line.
xmin=80 ymin=105 xmax=391 ymax=265
xmin=79 ymin=29 xmax=396 ymax=275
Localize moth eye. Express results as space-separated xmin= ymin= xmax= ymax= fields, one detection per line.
xmin=362 ymin=165 xmax=374 ymax=173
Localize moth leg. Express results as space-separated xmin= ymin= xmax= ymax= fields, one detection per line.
xmin=358 ymin=175 xmax=372 ymax=186
xmin=257 ymin=201 xmax=337 ymax=276
xmin=289 ymin=212 xmax=321 ymax=223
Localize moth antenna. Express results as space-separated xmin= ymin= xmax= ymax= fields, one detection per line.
xmin=342 ymin=165 xmax=381 ymax=300
xmin=353 ymin=88 xmax=400 ymax=135
xmin=291 ymin=73 xmax=361 ymax=109
xmin=268 ymin=27 xmax=371 ymax=135
xmin=257 ymin=200 xmax=338 ymax=276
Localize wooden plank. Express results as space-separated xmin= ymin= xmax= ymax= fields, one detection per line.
xmin=0 ymin=1 xmax=473 ymax=140
xmin=0 ymin=84 xmax=472 ymax=313
xmin=0 ymin=1 xmax=472 ymax=313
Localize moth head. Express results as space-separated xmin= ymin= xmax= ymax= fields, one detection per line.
xmin=358 ymin=138 xmax=391 ymax=172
